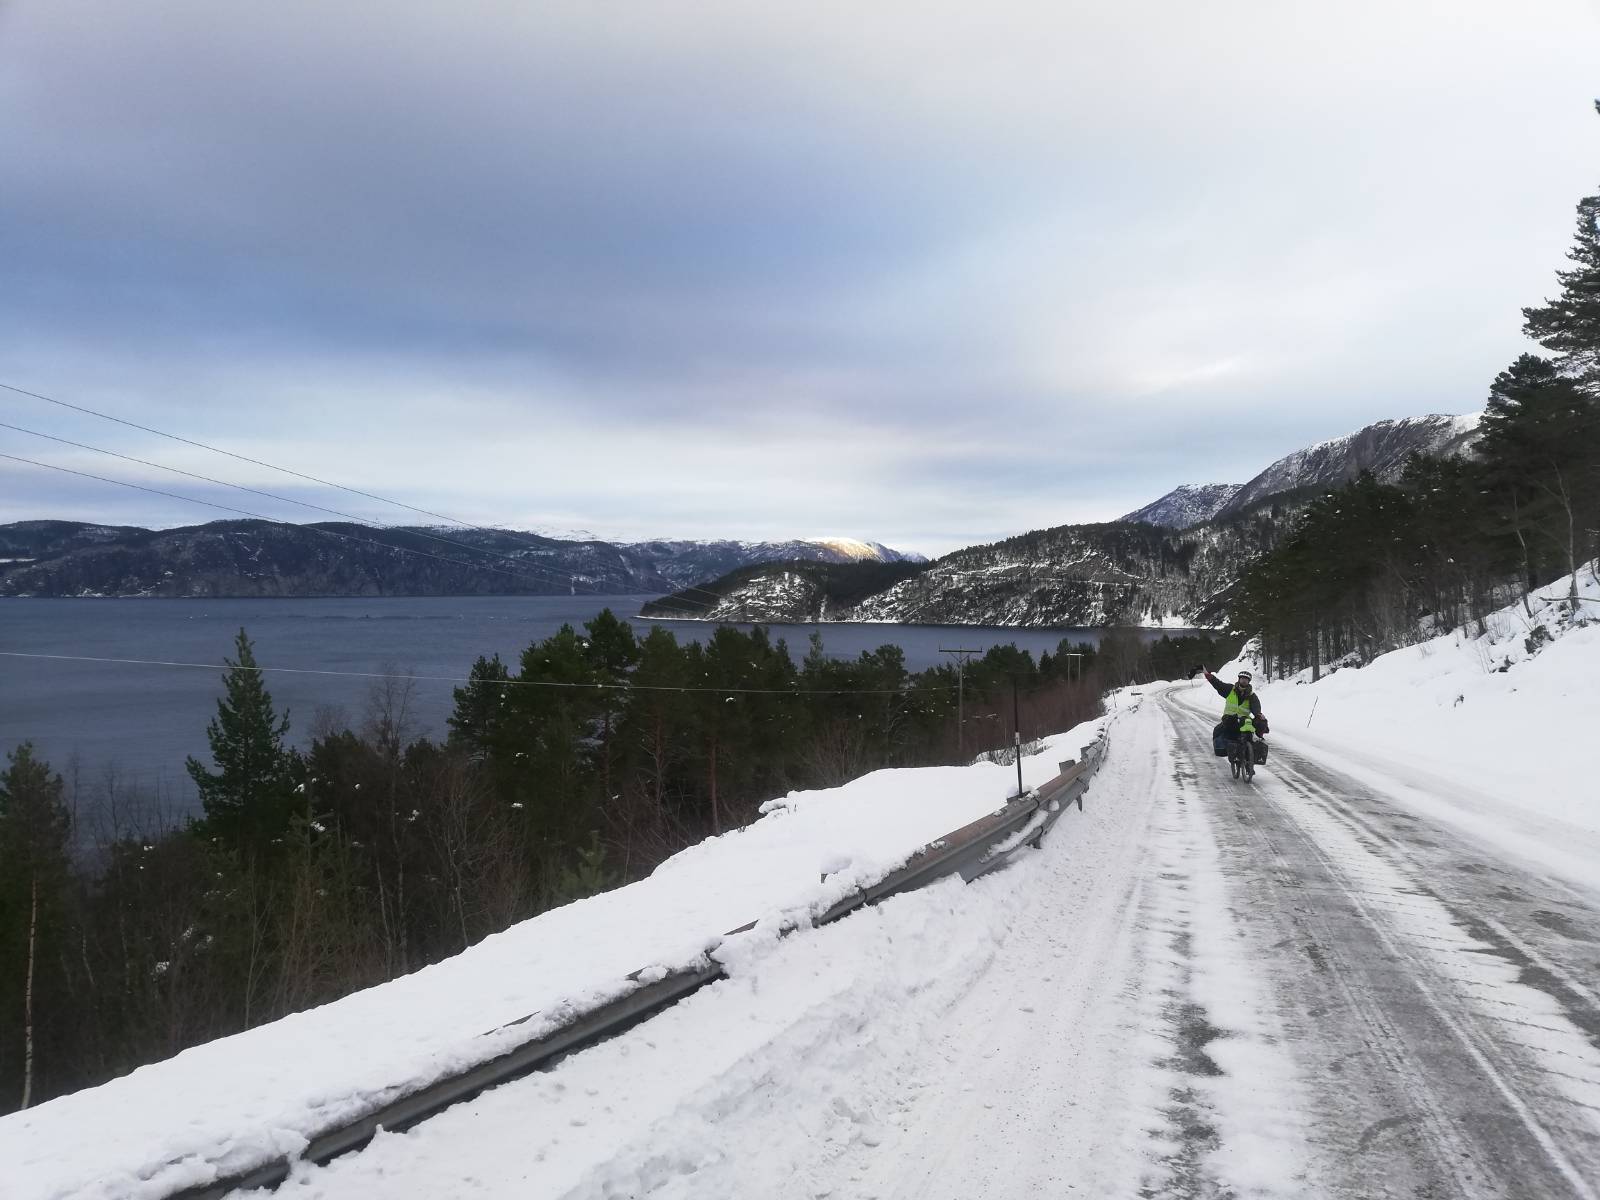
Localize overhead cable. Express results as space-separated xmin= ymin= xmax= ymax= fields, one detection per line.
xmin=0 ymin=651 xmax=955 ymax=695
xmin=2 ymin=379 xmax=518 ymax=532
xmin=0 ymin=451 xmax=559 ymax=587
xmin=0 ymin=382 xmax=743 ymax=612
xmin=0 ymin=418 xmax=724 ymax=607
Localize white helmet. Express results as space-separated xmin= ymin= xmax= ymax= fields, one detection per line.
xmin=1236 ymin=670 xmax=1253 ymax=683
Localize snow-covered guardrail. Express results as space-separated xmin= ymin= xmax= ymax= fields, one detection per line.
xmin=165 ymin=731 xmax=1110 ymax=1200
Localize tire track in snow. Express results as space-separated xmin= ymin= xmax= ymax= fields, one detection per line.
xmin=1134 ymin=703 xmax=1313 ymax=1200
xmin=1163 ymin=686 xmax=1600 ymax=1199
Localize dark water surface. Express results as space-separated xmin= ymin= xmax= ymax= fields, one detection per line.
xmin=1 ymin=596 xmax=1185 ymax=815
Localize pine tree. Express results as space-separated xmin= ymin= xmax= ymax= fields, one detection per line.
xmin=581 ymin=610 xmax=640 ymax=812
xmin=447 ymin=654 xmax=513 ymax=762
xmin=0 ymin=743 xmax=71 ymax=1110
xmin=1479 ymin=355 xmax=1600 ymax=610
xmin=186 ymin=628 xmax=298 ymax=858
xmin=1523 ymin=107 xmax=1600 ymax=383
xmin=614 ymin=628 xmax=692 ymax=854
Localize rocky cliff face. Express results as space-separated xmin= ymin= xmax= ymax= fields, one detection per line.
xmin=1215 ymin=413 xmax=1479 ymax=518
xmin=0 ymin=521 xmax=921 ymax=599
xmin=1119 ymin=484 xmax=1243 ymax=529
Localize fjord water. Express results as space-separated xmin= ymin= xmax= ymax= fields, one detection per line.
xmin=2 ymin=596 xmax=1181 ymax=821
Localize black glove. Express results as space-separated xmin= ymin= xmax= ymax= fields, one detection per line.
xmin=1187 ymin=664 xmax=1204 ymax=679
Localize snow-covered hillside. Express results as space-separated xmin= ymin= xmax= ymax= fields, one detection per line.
xmin=1236 ymin=563 xmax=1600 ymax=888
xmin=645 ymin=414 xmax=1494 ymax=629
xmin=1119 ymin=483 xmax=1243 ymax=529
xmin=622 ymin=537 xmax=923 ymax=589
xmin=1217 ymin=413 xmax=1480 ymax=518
xmin=804 ymin=537 xmax=925 ymax=563
xmin=0 ymin=721 xmax=1103 ymax=1200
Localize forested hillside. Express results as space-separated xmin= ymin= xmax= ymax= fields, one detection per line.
xmin=640 ymin=559 xmax=926 ymax=621
xmin=646 ymin=491 xmax=1314 ymax=628
xmin=0 ymin=521 xmax=918 ymax=599
xmin=1234 ymin=182 xmax=1600 ymax=675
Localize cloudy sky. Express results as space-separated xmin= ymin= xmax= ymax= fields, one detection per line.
xmin=2 ymin=1 xmax=1598 ymax=555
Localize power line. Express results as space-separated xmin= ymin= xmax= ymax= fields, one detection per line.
xmin=0 ymin=418 xmax=726 ymax=607
xmin=1 ymin=446 xmax=731 ymax=614
xmin=0 ymin=451 xmax=566 ymax=588
xmin=0 ymin=383 xmax=747 ymax=613
xmin=0 ymin=651 xmax=955 ymax=696
xmin=0 ymin=419 xmax=564 ymax=577
xmin=2 ymin=379 xmax=523 ymax=533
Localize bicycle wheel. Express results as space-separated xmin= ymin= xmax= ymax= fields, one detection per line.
xmin=1242 ymin=738 xmax=1255 ymax=781
xmin=1230 ymin=745 xmax=1242 ymax=779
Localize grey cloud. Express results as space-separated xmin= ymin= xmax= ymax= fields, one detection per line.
xmin=2 ymin=0 xmax=1598 ymax=553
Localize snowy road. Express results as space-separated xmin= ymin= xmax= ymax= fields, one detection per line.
xmin=1165 ymin=687 xmax=1600 ymax=1199
xmin=257 ymin=684 xmax=1600 ymax=1200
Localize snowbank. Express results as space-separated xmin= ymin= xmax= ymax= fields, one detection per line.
xmin=286 ymin=697 xmax=1250 ymax=1200
xmin=1 ymin=719 xmax=1104 ymax=1200
xmin=1234 ymin=566 xmax=1600 ymax=889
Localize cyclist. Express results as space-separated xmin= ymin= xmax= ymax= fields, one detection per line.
xmin=1200 ymin=667 xmax=1268 ymax=760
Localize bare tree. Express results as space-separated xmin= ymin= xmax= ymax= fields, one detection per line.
xmin=364 ymin=666 xmax=419 ymax=978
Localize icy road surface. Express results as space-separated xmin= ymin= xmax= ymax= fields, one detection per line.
xmin=260 ymin=684 xmax=1600 ymax=1199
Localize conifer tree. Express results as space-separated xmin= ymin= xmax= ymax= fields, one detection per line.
xmin=615 ymin=627 xmax=692 ymax=851
xmin=581 ymin=610 xmax=640 ymax=810
xmin=1479 ymin=354 xmax=1600 ymax=609
xmin=448 ymin=654 xmax=513 ymax=764
xmin=186 ymin=629 xmax=298 ymax=858
xmin=1523 ymin=104 xmax=1600 ymax=382
xmin=0 ymin=743 xmax=71 ymax=1109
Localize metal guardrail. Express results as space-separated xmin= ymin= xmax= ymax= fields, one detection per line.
xmin=172 ymin=730 xmax=1111 ymax=1200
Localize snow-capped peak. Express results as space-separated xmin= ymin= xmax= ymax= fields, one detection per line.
xmin=803 ymin=537 xmax=922 ymax=563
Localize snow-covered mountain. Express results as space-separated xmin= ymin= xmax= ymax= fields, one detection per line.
xmin=639 ymin=557 xmax=928 ymax=622
xmin=1120 ymin=484 xmax=1243 ymax=529
xmin=621 ymin=537 xmax=923 ymax=589
xmin=645 ymin=513 xmax=1291 ymax=628
xmin=1216 ymin=413 xmax=1480 ymax=518
xmin=805 ymin=537 xmax=925 ymax=564
xmin=645 ymin=412 xmax=1488 ymax=628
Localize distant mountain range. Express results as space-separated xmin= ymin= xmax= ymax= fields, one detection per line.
xmin=0 ymin=522 xmax=923 ymax=600
xmin=644 ymin=412 xmax=1483 ymax=628
xmin=4 ymin=412 xmax=1481 ymax=622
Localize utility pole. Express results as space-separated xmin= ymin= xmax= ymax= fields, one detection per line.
xmin=1012 ymin=673 xmax=1024 ymax=799
xmin=939 ymin=648 xmax=981 ymax=759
